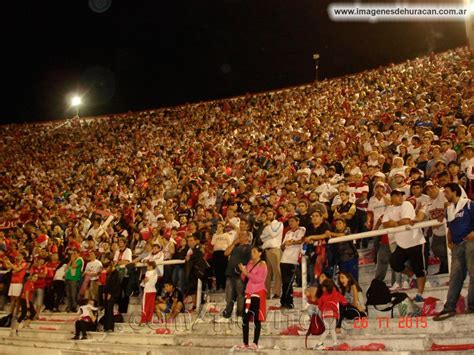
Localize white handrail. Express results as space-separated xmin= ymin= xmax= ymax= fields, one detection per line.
xmin=327 ymin=219 xmax=443 ymax=244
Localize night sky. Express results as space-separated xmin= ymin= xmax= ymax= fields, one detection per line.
xmin=2 ymin=0 xmax=468 ymax=124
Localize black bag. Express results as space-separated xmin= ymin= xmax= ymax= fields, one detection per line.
xmin=366 ymin=279 xmax=407 ymax=317
xmin=0 ymin=314 xmax=12 ymax=328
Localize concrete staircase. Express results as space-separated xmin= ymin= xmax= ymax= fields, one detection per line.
xmin=0 ymin=254 xmax=472 ymax=354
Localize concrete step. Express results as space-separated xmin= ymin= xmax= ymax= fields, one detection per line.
xmin=6 ymin=311 xmax=474 ymax=337
xmin=3 ymin=338 xmax=474 ymax=355
xmin=2 ymin=323 xmax=474 ymax=351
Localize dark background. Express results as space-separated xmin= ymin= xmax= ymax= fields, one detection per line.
xmin=2 ymin=0 xmax=468 ymax=124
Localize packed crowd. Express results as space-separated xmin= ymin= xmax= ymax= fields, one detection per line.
xmin=0 ymin=47 xmax=473 ymax=346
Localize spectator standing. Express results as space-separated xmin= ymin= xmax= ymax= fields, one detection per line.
xmin=211 ymin=221 xmax=232 ymax=291
xmin=222 ymin=231 xmax=251 ymax=319
xmin=65 ymin=249 xmax=83 ymax=313
xmin=383 ymin=190 xmax=427 ymax=302
xmin=434 ymin=183 xmax=474 ymax=321
xmin=279 ymin=216 xmax=305 ymax=309
xmin=260 ymin=210 xmax=283 ymax=299
xmin=235 ymin=246 xmax=267 ymax=351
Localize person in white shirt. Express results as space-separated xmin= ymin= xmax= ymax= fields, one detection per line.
xmin=383 ymin=190 xmax=426 ymax=301
xmin=113 ymin=239 xmax=133 ymax=313
xmin=260 ymin=209 xmax=283 ymax=299
xmin=84 ymin=252 xmax=103 ymax=302
xmin=140 ymin=261 xmax=158 ymax=325
xmin=143 ymin=244 xmax=164 ymax=277
xmin=211 ymin=222 xmax=233 ymax=290
xmin=279 ymin=216 xmax=305 ymax=309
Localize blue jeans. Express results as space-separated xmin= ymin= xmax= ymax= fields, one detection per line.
xmin=443 ymin=240 xmax=474 ymax=312
xmin=172 ymin=266 xmax=185 ymax=293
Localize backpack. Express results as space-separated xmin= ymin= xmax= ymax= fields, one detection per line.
xmin=0 ymin=314 xmax=12 ymax=328
xmin=365 ymin=279 xmax=407 ymax=317
xmin=305 ymin=312 xmax=326 ymax=349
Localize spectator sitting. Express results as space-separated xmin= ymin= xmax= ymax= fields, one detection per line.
xmin=71 ymin=299 xmax=98 ymax=340
xmin=156 ymin=281 xmax=184 ymax=322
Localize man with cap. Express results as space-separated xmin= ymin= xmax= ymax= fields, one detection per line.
xmin=382 ymin=190 xmax=427 ymax=302
xmin=392 ymin=172 xmax=410 ymax=196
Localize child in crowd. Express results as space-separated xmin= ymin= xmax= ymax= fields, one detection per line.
xmin=15 ymin=274 xmax=38 ymax=333
xmin=336 ymin=271 xmax=366 ymax=334
xmin=156 ymin=282 xmax=184 ymax=322
xmin=314 ymin=279 xmax=348 ymax=350
xmin=326 ymin=218 xmax=359 ymax=281
xmin=140 ymin=260 xmax=158 ymax=325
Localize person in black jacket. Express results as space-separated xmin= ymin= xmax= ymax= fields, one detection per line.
xmin=185 ymin=235 xmax=208 ymax=310
xmin=103 ymin=262 xmax=120 ymax=332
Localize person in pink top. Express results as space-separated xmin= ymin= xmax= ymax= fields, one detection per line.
xmin=235 ymin=246 xmax=268 ymax=351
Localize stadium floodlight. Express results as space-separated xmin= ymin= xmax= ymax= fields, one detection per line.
xmin=71 ymin=96 xmax=82 ymax=107
xmin=70 ymin=95 xmax=82 ymax=117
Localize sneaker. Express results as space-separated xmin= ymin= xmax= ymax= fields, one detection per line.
xmin=401 ymin=281 xmax=410 ymax=289
xmin=81 ymin=335 xmax=88 ymax=340
xmin=233 ymin=343 xmax=248 ymax=350
xmin=433 ymin=310 xmax=456 ymax=321
xmin=314 ymin=342 xmax=325 ymax=350
xmin=389 ymin=282 xmax=400 ymax=291
xmin=414 ymin=294 xmax=424 ymax=302
xmin=248 ymin=343 xmax=258 ymax=350
xmin=71 ymin=336 xmax=80 ymax=340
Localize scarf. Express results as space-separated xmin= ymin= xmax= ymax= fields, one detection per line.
xmin=446 ymin=197 xmax=469 ymax=222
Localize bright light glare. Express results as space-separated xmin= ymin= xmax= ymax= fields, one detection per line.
xmin=71 ymin=96 xmax=82 ymax=107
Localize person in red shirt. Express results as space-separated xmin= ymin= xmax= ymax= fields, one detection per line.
xmin=30 ymin=257 xmax=47 ymax=319
xmin=3 ymin=252 xmax=28 ymax=317
xmin=44 ymin=253 xmax=60 ymax=312
xmin=15 ymin=273 xmax=38 ymax=332
xmin=314 ymin=279 xmax=348 ymax=350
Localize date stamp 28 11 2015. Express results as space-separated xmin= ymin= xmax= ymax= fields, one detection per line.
xmin=354 ymin=316 xmax=429 ymax=329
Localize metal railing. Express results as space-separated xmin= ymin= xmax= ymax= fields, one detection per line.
xmin=300 ymin=219 xmax=451 ymax=309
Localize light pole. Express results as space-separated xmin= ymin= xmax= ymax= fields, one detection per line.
xmin=71 ymin=96 xmax=82 ymax=117
xmin=312 ymin=53 xmax=320 ymax=82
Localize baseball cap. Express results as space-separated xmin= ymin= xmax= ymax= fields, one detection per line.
xmin=390 ymin=190 xmax=406 ymax=196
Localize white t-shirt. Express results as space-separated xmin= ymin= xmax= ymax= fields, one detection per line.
xmin=143 ymin=269 xmax=158 ymax=293
xmin=281 ymin=227 xmax=306 ymax=265
xmin=114 ymin=248 xmax=132 ymax=264
xmin=368 ymin=194 xmax=389 ymax=229
xmin=143 ymin=251 xmax=164 ymax=277
xmin=261 ymin=220 xmax=284 ymax=249
xmin=84 ymin=259 xmax=103 ymax=281
xmin=426 ymin=191 xmax=447 ymax=236
xmin=382 ymin=201 xmax=425 ymax=249
xmin=211 ymin=233 xmax=233 ymax=252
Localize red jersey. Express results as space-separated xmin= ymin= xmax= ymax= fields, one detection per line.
xmin=30 ymin=265 xmax=47 ymax=289
xmin=317 ymin=290 xmax=348 ymax=319
xmin=45 ymin=261 xmax=60 ymax=287
xmin=11 ymin=260 xmax=28 ymax=284
xmin=21 ymin=280 xmax=35 ymax=302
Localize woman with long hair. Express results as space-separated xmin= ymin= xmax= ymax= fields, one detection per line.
xmin=336 ymin=271 xmax=367 ymax=333
xmin=235 ymin=246 xmax=268 ymax=351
